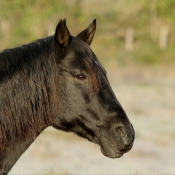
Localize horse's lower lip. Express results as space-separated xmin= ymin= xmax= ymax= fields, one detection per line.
xmin=100 ymin=146 xmax=123 ymax=158
xmin=99 ymin=135 xmax=124 ymax=158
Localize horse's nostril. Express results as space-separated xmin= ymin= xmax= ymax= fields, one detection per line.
xmin=116 ymin=127 xmax=132 ymax=145
xmin=117 ymin=127 xmax=127 ymax=138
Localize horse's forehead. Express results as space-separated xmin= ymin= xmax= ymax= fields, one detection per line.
xmin=94 ymin=60 xmax=99 ymax=66
xmin=94 ymin=59 xmax=106 ymax=75
xmin=70 ymin=37 xmax=93 ymax=55
xmin=66 ymin=45 xmax=94 ymax=63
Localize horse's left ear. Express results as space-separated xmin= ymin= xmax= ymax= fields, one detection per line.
xmin=76 ymin=19 xmax=96 ymax=45
xmin=55 ymin=19 xmax=70 ymax=51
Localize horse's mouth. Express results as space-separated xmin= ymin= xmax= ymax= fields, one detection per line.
xmin=99 ymin=138 xmax=124 ymax=158
xmin=100 ymin=146 xmax=123 ymax=158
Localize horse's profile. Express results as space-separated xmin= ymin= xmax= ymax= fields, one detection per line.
xmin=0 ymin=19 xmax=134 ymax=175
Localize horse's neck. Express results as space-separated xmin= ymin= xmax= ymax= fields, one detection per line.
xmin=0 ymin=70 xmax=49 ymax=174
xmin=0 ymin=40 xmax=58 ymax=174
xmin=0 ymin=127 xmax=46 ymax=175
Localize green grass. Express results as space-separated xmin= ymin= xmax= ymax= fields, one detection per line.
xmin=1 ymin=0 xmax=175 ymax=65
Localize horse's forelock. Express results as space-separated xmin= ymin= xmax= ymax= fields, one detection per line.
xmin=69 ymin=37 xmax=101 ymax=94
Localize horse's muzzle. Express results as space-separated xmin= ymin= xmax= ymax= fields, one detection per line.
xmin=99 ymin=123 xmax=134 ymax=158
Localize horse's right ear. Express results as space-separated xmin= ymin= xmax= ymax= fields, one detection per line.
xmin=55 ymin=19 xmax=70 ymax=51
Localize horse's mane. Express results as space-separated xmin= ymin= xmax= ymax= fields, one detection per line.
xmin=0 ymin=36 xmax=55 ymax=151
xmin=0 ymin=36 xmax=54 ymax=82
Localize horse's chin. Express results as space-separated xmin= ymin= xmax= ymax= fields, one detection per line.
xmin=100 ymin=146 xmax=123 ymax=158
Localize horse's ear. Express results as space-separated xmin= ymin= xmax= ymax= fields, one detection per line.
xmin=55 ymin=19 xmax=70 ymax=51
xmin=76 ymin=19 xmax=96 ymax=45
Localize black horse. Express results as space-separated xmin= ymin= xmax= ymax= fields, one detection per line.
xmin=0 ymin=19 xmax=134 ymax=175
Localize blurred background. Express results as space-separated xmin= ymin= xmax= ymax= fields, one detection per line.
xmin=0 ymin=0 xmax=175 ymax=174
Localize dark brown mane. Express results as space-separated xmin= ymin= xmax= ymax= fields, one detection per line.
xmin=0 ymin=36 xmax=54 ymax=82
xmin=0 ymin=36 xmax=56 ymax=152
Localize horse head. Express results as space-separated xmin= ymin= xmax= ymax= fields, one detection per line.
xmin=53 ymin=19 xmax=134 ymax=158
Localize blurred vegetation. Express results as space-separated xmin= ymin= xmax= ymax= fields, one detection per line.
xmin=0 ymin=0 xmax=175 ymax=65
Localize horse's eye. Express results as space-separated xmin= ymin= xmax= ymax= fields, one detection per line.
xmin=76 ymin=74 xmax=86 ymax=80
